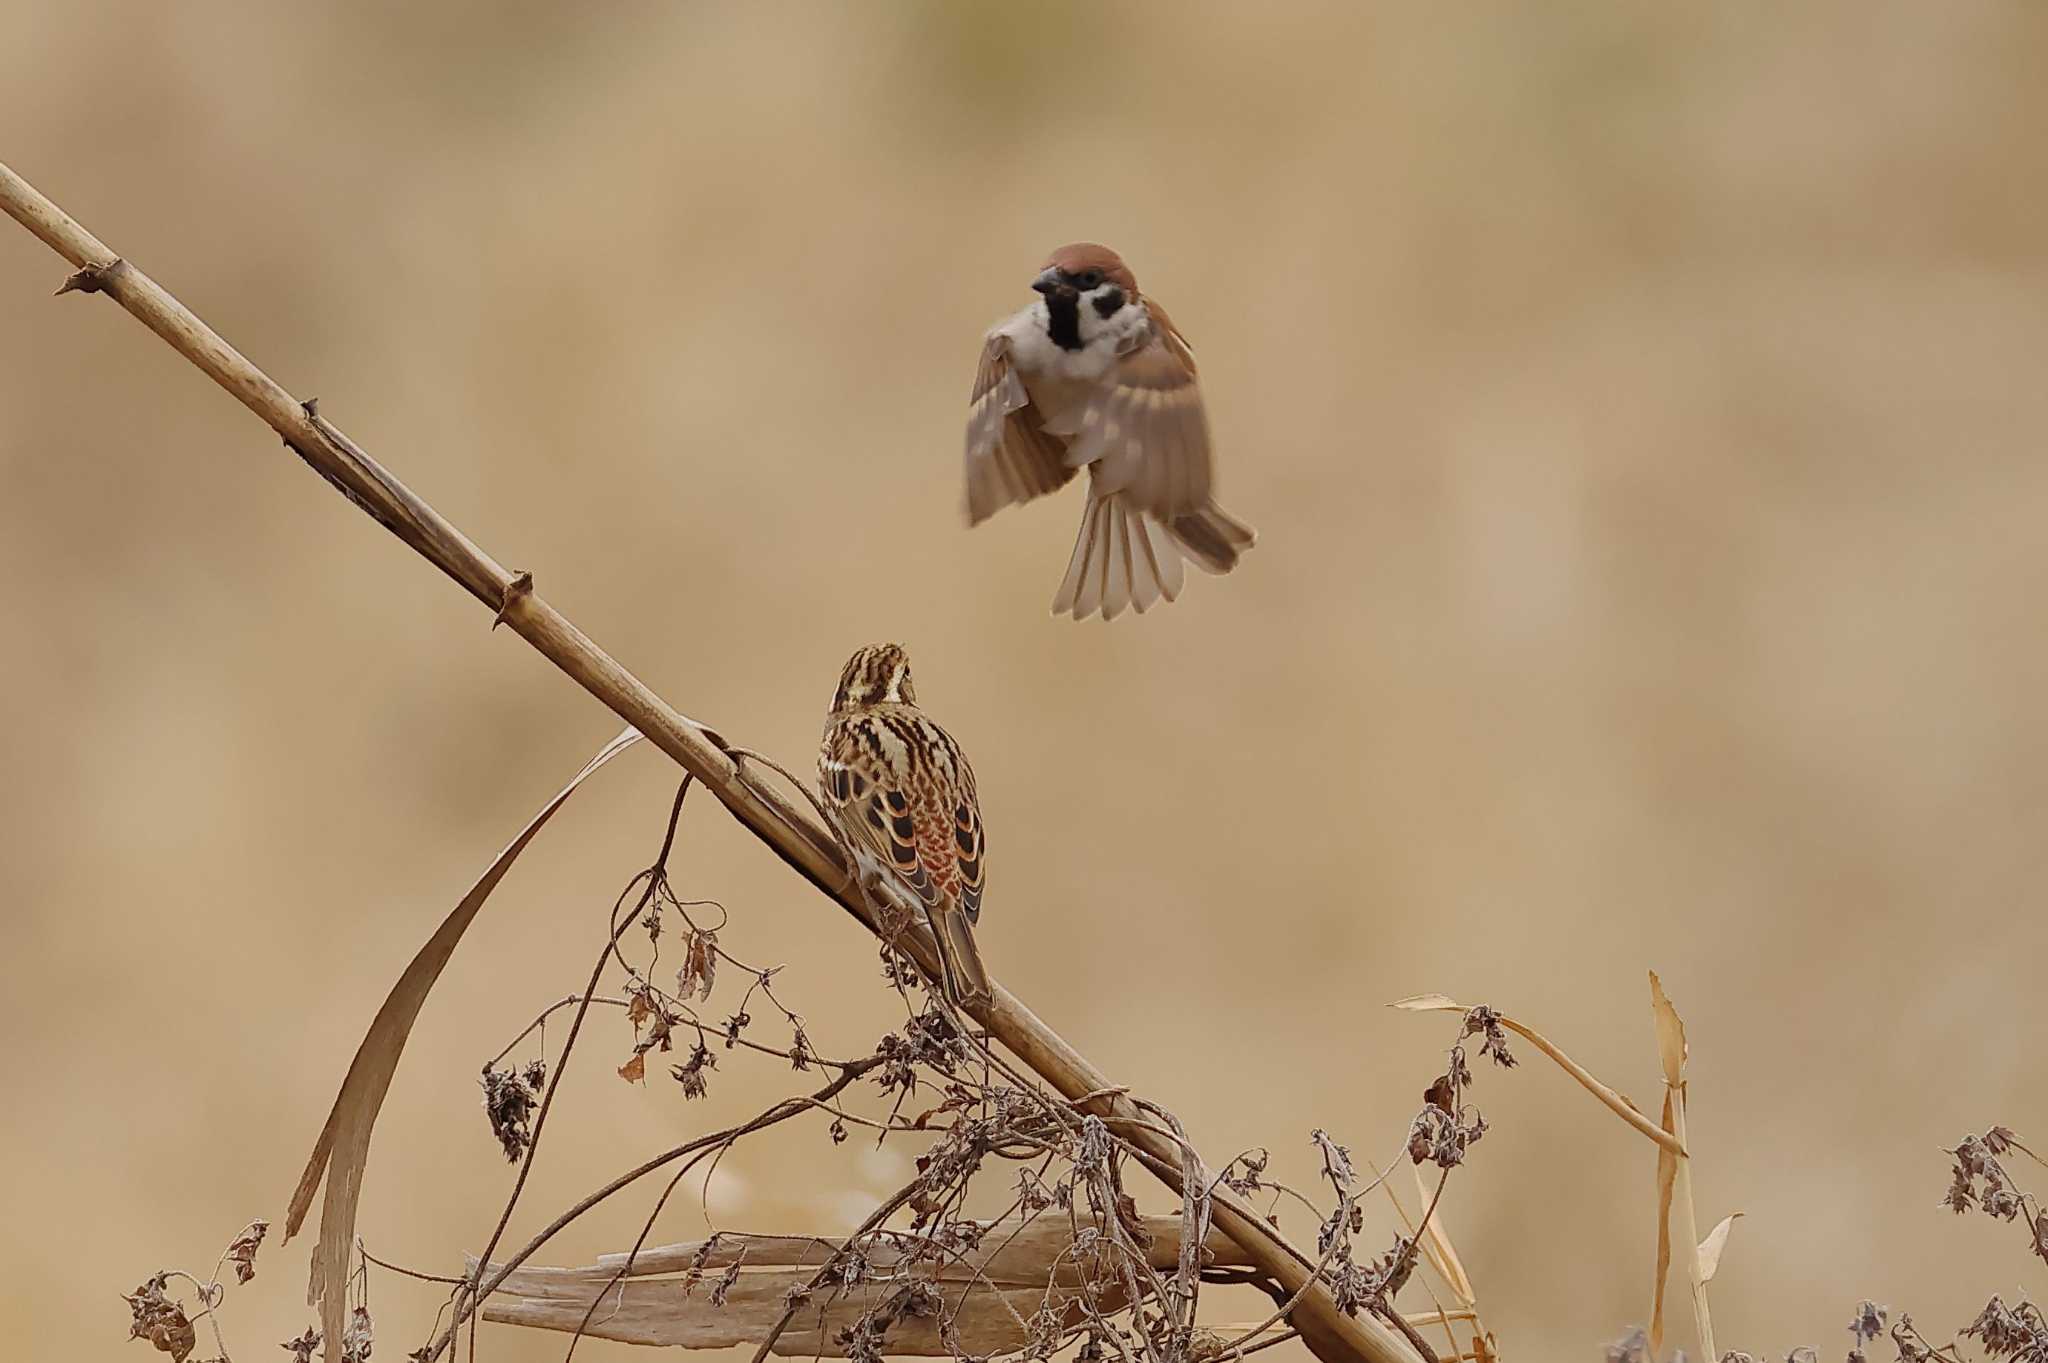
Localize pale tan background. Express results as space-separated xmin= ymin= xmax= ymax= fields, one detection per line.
xmin=4 ymin=4 xmax=2046 ymax=1359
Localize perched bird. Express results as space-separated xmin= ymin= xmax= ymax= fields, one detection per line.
xmin=817 ymin=643 xmax=991 ymax=1010
xmin=964 ymin=242 xmax=1256 ymax=621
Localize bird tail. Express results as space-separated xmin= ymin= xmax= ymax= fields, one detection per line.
xmin=928 ymin=904 xmax=992 ymax=1012
xmin=1165 ymin=503 xmax=1258 ymax=575
xmin=1050 ymin=492 xmax=1188 ymax=620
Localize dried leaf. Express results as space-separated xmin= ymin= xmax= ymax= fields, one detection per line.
xmin=618 ymin=1052 xmax=646 ymax=1084
xmin=1696 ymin=1212 xmax=1742 ymax=1284
xmin=227 ymin=1220 xmax=269 ymax=1285
xmin=1648 ymin=970 xmax=1687 ymax=1088
xmin=677 ymin=929 xmax=718 ymax=1002
xmin=1387 ymin=994 xmax=1466 ymax=1014
xmin=283 ymin=728 xmax=643 ymax=1363
xmin=1648 ymin=1088 xmax=1678 ymax=1358
xmin=1650 ymin=973 xmax=1714 ymax=1359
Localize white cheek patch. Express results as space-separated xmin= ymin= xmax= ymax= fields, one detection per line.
xmin=1001 ymin=295 xmax=1149 ymax=391
xmin=1075 ymin=287 xmax=1141 ymax=345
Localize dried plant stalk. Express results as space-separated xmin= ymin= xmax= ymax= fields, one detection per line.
xmin=0 ymin=160 xmax=1420 ymax=1363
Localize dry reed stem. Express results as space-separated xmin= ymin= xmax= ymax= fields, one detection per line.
xmin=0 ymin=159 xmax=1419 ymax=1363
xmin=1649 ymin=1088 xmax=1678 ymax=1357
xmin=1648 ymin=972 xmax=1714 ymax=1362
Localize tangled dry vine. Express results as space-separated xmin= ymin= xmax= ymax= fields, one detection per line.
xmin=119 ymin=744 xmax=1510 ymax=1363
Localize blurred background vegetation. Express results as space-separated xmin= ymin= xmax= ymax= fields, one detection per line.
xmin=3 ymin=3 xmax=2046 ymax=1358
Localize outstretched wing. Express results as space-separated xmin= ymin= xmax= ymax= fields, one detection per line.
xmin=1064 ymin=301 xmax=1214 ymax=519
xmin=820 ymin=713 xmax=985 ymax=921
xmin=964 ymin=330 xmax=1076 ymax=526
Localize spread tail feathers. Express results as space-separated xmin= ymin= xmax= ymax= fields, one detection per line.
xmin=1051 ymin=493 xmax=1255 ymax=619
xmin=1166 ymin=503 xmax=1257 ymax=575
xmin=929 ymin=905 xmax=992 ymax=1011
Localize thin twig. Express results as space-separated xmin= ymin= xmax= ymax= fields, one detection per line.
xmin=359 ymin=1245 xmax=467 ymax=1287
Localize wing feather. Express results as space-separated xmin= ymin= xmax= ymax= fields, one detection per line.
xmin=1073 ymin=303 xmax=1213 ymax=517
xmin=965 ymin=331 xmax=1076 ymax=525
xmin=820 ymin=713 xmax=984 ymax=921
xmin=951 ymin=771 xmax=986 ymax=922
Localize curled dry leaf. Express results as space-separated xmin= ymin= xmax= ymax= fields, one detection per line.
xmin=227 ymin=1220 xmax=269 ymax=1285
xmin=283 ymin=727 xmax=643 ymax=1363
xmin=1696 ymin=1212 xmax=1742 ymax=1284
xmin=618 ymin=1052 xmax=647 ymax=1084
xmin=677 ymin=928 xmax=718 ymax=1002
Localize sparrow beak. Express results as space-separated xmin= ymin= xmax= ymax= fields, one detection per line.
xmin=1031 ymin=268 xmax=1066 ymax=297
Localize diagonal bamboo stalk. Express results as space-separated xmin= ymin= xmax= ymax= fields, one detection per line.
xmin=0 ymin=159 xmax=1420 ymax=1363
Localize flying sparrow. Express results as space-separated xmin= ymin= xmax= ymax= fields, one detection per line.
xmin=964 ymin=242 xmax=1256 ymax=620
xmin=817 ymin=643 xmax=992 ymax=1010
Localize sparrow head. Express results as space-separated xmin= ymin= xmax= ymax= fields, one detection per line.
xmin=1034 ymin=241 xmax=1137 ymax=302
xmin=1031 ymin=243 xmax=1140 ymax=349
xmin=831 ymin=643 xmax=918 ymax=713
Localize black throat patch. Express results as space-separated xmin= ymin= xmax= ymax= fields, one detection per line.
xmin=1044 ymin=291 xmax=1083 ymax=351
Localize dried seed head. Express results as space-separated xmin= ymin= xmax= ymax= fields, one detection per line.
xmin=479 ymin=1062 xmax=539 ymax=1162
xmin=124 ymin=1273 xmax=195 ymax=1363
